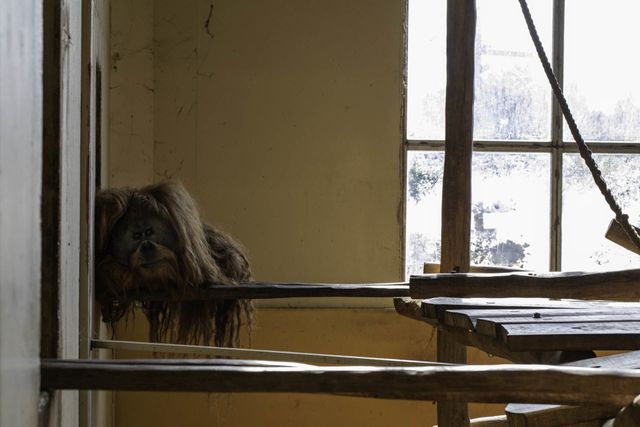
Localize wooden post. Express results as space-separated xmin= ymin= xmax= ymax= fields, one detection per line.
xmin=439 ymin=0 xmax=476 ymax=426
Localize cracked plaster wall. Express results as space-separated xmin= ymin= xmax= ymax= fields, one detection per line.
xmin=109 ymin=0 xmax=155 ymax=187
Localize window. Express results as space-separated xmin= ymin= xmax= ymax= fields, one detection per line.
xmin=406 ymin=0 xmax=640 ymax=276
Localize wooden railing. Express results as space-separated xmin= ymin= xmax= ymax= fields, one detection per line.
xmin=41 ymin=359 xmax=640 ymax=408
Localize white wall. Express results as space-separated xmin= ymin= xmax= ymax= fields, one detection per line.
xmin=0 ymin=0 xmax=43 ymax=425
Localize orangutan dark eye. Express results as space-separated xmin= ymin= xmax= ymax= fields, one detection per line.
xmin=145 ymin=228 xmax=153 ymax=237
xmin=133 ymin=232 xmax=142 ymax=240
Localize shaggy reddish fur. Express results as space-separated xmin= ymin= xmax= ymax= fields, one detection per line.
xmin=95 ymin=181 xmax=252 ymax=346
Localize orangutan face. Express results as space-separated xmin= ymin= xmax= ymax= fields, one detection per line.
xmin=108 ymin=212 xmax=178 ymax=268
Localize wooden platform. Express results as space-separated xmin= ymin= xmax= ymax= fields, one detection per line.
xmin=422 ymin=297 xmax=640 ymax=353
xmin=395 ymin=296 xmax=640 ymax=426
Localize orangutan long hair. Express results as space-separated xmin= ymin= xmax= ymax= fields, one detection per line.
xmin=95 ymin=181 xmax=252 ymax=346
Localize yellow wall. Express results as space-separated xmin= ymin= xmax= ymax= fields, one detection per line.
xmin=108 ymin=0 xmax=503 ymax=425
xmin=151 ymin=0 xmax=406 ymax=283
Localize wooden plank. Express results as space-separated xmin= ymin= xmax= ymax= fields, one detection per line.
xmin=109 ymin=282 xmax=409 ymax=301
xmin=410 ymin=269 xmax=640 ymax=301
xmin=422 ymin=297 xmax=638 ymax=322
xmin=506 ymin=403 xmax=611 ymax=427
xmin=606 ymin=219 xmax=640 ymax=256
xmin=404 ymin=301 xmax=598 ymax=363
xmin=567 ymin=350 xmax=640 ymax=368
xmin=499 ymin=322 xmax=640 ymax=351
xmin=425 ymin=300 xmax=629 ymax=363
xmin=40 ymin=360 xmax=640 ymax=407
xmin=506 ymin=351 xmax=640 ymax=426
xmin=445 ymin=308 xmax=640 ymax=331
xmin=424 ymin=297 xmax=567 ymax=321
xmin=476 ymin=315 xmax=640 ymax=339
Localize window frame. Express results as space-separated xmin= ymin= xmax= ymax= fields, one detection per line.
xmin=405 ymin=0 xmax=640 ymax=272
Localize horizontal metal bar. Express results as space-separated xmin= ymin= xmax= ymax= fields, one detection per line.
xmin=92 ymin=339 xmax=445 ymax=367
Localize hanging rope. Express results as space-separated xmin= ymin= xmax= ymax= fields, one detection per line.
xmin=517 ymin=0 xmax=640 ymax=252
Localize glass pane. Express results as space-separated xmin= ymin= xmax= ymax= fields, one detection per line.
xmin=471 ymin=153 xmax=550 ymax=270
xmin=407 ymin=0 xmax=552 ymax=141
xmin=406 ymin=0 xmax=446 ymax=140
xmin=405 ymin=151 xmax=444 ymax=276
xmin=474 ymin=0 xmax=552 ymax=141
xmin=562 ymin=154 xmax=640 ymax=270
xmin=564 ymin=0 xmax=640 ymax=142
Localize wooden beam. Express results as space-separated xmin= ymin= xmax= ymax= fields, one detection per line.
xmin=105 ymin=282 xmax=409 ymax=301
xmin=606 ymin=219 xmax=640 ymax=256
xmin=410 ymin=269 xmax=640 ymax=300
xmin=41 ymin=360 xmax=640 ymax=407
xmin=440 ymin=0 xmax=475 ymax=273
xmin=439 ymin=0 xmax=476 ymax=423
xmin=506 ymin=351 xmax=640 ymax=426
